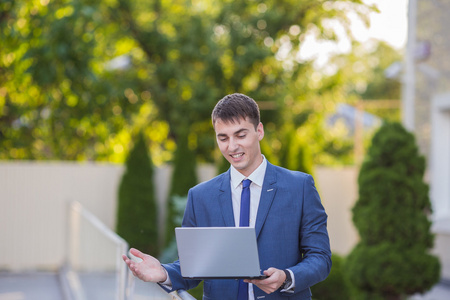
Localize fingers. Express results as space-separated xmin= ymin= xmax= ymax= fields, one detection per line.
xmin=129 ymin=248 xmax=145 ymax=259
xmin=122 ymin=255 xmax=138 ymax=277
xmin=245 ymin=268 xmax=276 ymax=284
xmin=264 ymin=267 xmax=277 ymax=276
xmin=245 ymin=268 xmax=285 ymax=294
xmin=122 ymin=254 xmax=133 ymax=268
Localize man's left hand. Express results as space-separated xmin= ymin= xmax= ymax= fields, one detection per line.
xmin=244 ymin=268 xmax=286 ymax=294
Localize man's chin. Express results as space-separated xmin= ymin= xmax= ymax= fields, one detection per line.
xmin=230 ymin=163 xmax=247 ymax=173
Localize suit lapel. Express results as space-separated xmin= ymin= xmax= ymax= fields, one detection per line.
xmin=218 ymin=170 xmax=235 ymax=227
xmin=255 ymin=162 xmax=277 ymax=238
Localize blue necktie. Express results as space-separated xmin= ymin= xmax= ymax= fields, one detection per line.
xmin=237 ymin=179 xmax=251 ymax=300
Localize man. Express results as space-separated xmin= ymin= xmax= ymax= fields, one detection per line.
xmin=123 ymin=93 xmax=331 ymax=299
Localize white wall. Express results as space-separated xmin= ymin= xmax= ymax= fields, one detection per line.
xmin=0 ymin=162 xmax=124 ymax=271
xmin=430 ymin=93 xmax=450 ymax=281
xmin=0 ymin=161 xmax=216 ymax=271
xmin=431 ymin=93 xmax=450 ymax=221
xmin=315 ymin=166 xmax=359 ymax=256
xmin=0 ymin=162 xmax=357 ymax=271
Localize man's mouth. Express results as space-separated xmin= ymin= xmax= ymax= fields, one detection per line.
xmin=231 ymin=153 xmax=244 ymax=158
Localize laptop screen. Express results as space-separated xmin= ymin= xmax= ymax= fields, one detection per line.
xmin=175 ymin=227 xmax=266 ymax=279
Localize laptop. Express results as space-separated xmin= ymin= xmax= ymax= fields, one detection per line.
xmin=175 ymin=227 xmax=267 ymax=280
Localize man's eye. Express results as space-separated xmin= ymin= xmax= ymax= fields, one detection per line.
xmin=238 ymin=135 xmax=246 ymax=139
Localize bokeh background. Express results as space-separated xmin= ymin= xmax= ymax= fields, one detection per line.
xmin=1 ymin=0 xmax=450 ymax=299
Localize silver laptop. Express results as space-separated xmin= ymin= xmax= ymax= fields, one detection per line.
xmin=175 ymin=227 xmax=267 ymax=279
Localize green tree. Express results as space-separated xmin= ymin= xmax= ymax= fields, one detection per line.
xmin=298 ymin=40 xmax=404 ymax=166
xmin=0 ymin=0 xmax=154 ymax=161
xmin=345 ymin=122 xmax=440 ymax=299
xmin=116 ymin=131 xmax=159 ymax=256
xmin=1 ymin=0 xmax=377 ymax=166
xmin=324 ymin=40 xmax=402 ymax=121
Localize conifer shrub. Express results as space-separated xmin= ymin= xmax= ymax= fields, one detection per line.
xmin=311 ymin=254 xmax=351 ymax=300
xmin=165 ymin=133 xmax=198 ymax=246
xmin=278 ymin=129 xmax=313 ymax=175
xmin=217 ymin=155 xmax=230 ymax=175
xmin=159 ymin=195 xmax=188 ymax=264
xmin=345 ymin=122 xmax=440 ymax=299
xmin=116 ymin=131 xmax=159 ymax=256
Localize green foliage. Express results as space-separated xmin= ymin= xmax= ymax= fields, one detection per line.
xmin=216 ymin=155 xmax=230 ymax=175
xmin=277 ymin=126 xmax=314 ymax=175
xmin=169 ymin=133 xmax=199 ymax=197
xmin=345 ymin=122 xmax=440 ymax=299
xmin=159 ymin=195 xmax=204 ymax=299
xmin=0 ymin=0 xmax=165 ymax=161
xmin=311 ymin=254 xmax=351 ymax=300
xmin=1 ymin=0 xmax=378 ymax=167
xmin=323 ymin=41 xmax=402 ymax=124
xmin=165 ymin=133 xmax=198 ymax=246
xmin=160 ymin=195 xmax=188 ymax=263
xmin=116 ymin=132 xmax=159 ymax=256
xmin=359 ymin=42 xmax=402 ymax=101
xmin=189 ymin=283 xmax=204 ymax=300
xmin=324 ymin=41 xmax=402 ymax=102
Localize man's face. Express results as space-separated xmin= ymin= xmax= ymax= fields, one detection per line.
xmin=214 ymin=117 xmax=264 ymax=177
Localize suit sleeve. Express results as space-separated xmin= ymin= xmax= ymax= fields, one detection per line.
xmin=285 ymin=174 xmax=332 ymax=294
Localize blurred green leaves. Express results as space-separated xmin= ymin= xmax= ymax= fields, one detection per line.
xmin=1 ymin=0 xmax=394 ymax=166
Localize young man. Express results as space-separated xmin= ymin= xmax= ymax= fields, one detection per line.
xmin=122 ymin=93 xmax=331 ymax=299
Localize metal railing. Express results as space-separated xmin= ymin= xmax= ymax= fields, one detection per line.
xmin=63 ymin=201 xmax=195 ymax=300
xmin=64 ymin=201 xmax=130 ymax=300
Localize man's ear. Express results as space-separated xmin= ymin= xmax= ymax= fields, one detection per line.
xmin=257 ymin=122 xmax=264 ymax=141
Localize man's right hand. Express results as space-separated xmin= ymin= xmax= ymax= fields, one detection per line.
xmin=122 ymin=248 xmax=168 ymax=283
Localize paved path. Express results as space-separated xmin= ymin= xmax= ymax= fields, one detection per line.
xmin=410 ymin=282 xmax=450 ymax=300
xmin=76 ymin=272 xmax=170 ymax=299
xmin=0 ymin=271 xmax=171 ymax=300
xmin=1 ymin=271 xmax=449 ymax=300
xmin=0 ymin=272 xmax=64 ymax=300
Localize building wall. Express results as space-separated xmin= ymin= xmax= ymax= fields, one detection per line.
xmin=404 ymin=0 xmax=450 ymax=281
xmin=0 ymin=162 xmax=123 ymax=271
xmin=2 ymin=161 xmax=448 ymax=280
xmin=413 ymin=0 xmax=450 ymax=159
xmin=0 ymin=162 xmax=358 ymax=271
xmin=315 ymin=166 xmax=359 ymax=256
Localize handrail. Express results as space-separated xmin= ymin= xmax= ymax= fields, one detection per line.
xmin=66 ymin=201 xmax=195 ymax=300
xmin=66 ymin=201 xmax=130 ymax=300
xmin=170 ymin=290 xmax=197 ymax=300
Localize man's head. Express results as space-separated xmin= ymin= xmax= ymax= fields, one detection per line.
xmin=211 ymin=93 xmax=260 ymax=130
xmin=212 ymin=93 xmax=264 ymax=176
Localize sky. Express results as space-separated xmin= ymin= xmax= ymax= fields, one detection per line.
xmin=298 ymin=0 xmax=409 ymax=66
xmin=351 ymin=0 xmax=408 ymax=49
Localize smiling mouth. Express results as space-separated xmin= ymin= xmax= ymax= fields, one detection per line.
xmin=231 ymin=153 xmax=244 ymax=158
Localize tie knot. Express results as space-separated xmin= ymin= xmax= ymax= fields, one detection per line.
xmin=242 ymin=179 xmax=251 ymax=188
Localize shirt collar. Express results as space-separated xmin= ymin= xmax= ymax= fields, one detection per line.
xmin=230 ymin=155 xmax=267 ymax=189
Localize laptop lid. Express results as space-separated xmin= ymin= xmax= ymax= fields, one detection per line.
xmin=175 ymin=227 xmax=266 ymax=280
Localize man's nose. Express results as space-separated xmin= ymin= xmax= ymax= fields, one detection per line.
xmin=229 ymin=138 xmax=239 ymax=151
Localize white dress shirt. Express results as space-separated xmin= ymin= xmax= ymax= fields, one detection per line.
xmin=229 ymin=156 xmax=267 ymax=300
xmin=230 ymin=156 xmax=267 ymax=229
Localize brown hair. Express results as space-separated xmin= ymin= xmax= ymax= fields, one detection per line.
xmin=211 ymin=93 xmax=260 ymax=129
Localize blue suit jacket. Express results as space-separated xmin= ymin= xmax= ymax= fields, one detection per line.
xmin=163 ymin=162 xmax=331 ymax=300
